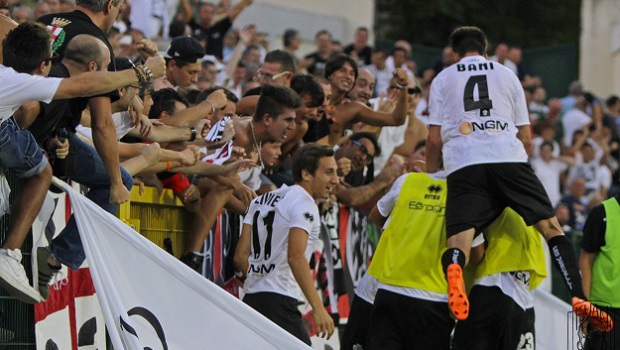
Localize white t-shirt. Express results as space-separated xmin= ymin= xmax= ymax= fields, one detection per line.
xmin=243 ymin=185 xmax=320 ymax=300
xmin=428 ymin=56 xmax=530 ymax=175
xmin=0 ymin=65 xmax=62 ymax=124
xmin=530 ymin=158 xmax=568 ymax=207
xmin=76 ymin=111 xmax=133 ymax=141
xmin=561 ymin=108 xmax=591 ymax=147
xmin=369 ymin=96 xmax=408 ymax=176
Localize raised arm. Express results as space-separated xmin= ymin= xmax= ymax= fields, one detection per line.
xmin=227 ymin=0 xmax=253 ymax=21
xmin=426 ymin=125 xmax=443 ymax=173
xmin=54 ymin=56 xmax=165 ymax=100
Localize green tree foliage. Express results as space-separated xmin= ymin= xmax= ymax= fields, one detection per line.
xmin=376 ymin=0 xmax=581 ymax=49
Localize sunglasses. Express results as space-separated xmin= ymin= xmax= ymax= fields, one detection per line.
xmin=389 ymin=85 xmax=421 ymax=95
xmin=351 ymin=139 xmax=374 ymax=159
xmin=257 ymin=69 xmax=291 ymax=81
xmin=44 ymin=53 xmax=60 ymax=64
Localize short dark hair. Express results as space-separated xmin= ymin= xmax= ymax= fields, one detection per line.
xmin=606 ymin=95 xmax=620 ymax=108
xmin=315 ymin=30 xmax=332 ymax=40
xmin=349 ymin=132 xmax=381 ymax=157
xmin=356 ymin=26 xmax=369 ymax=34
xmin=165 ymin=58 xmax=193 ymax=69
xmin=264 ymin=50 xmax=296 ymax=74
xmin=292 ymin=143 xmax=334 ymax=183
xmin=149 ymin=88 xmax=189 ymax=119
xmin=77 ymin=0 xmax=121 ymax=12
xmin=324 ymin=53 xmax=358 ymax=81
xmin=414 ymin=140 xmax=426 ymax=152
xmin=290 ymin=75 xmax=324 ymax=108
xmin=3 ymin=22 xmax=52 ymax=74
xmin=540 ymin=140 xmax=555 ymax=151
xmin=392 ymin=46 xmax=408 ymax=56
xmin=196 ymin=86 xmax=239 ymax=104
xmin=449 ymin=26 xmax=488 ymax=57
xmin=254 ymin=84 xmax=301 ymax=122
xmin=283 ymin=29 xmax=298 ymax=48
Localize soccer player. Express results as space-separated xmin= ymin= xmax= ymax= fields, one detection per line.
xmin=426 ymin=26 xmax=612 ymax=331
xmin=233 ymin=144 xmax=337 ymax=345
xmin=364 ymin=169 xmax=453 ymax=350
xmin=453 ymin=208 xmax=547 ymax=350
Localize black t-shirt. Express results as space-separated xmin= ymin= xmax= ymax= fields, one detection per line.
xmin=343 ymin=44 xmax=372 ymax=66
xmin=581 ymin=197 xmax=619 ymax=252
xmin=38 ymin=10 xmax=119 ymax=101
xmin=28 ymin=64 xmax=89 ymax=144
xmin=189 ymin=17 xmax=232 ymax=59
xmin=303 ymin=114 xmax=331 ymax=143
xmin=304 ymin=52 xmax=330 ymax=78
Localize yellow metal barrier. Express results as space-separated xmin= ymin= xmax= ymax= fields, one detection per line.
xmin=118 ymin=186 xmax=190 ymax=258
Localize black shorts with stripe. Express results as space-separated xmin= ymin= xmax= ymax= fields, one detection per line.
xmin=446 ymin=162 xmax=554 ymax=237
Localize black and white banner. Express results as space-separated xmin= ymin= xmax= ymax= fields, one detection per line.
xmin=54 ymin=178 xmax=311 ymax=350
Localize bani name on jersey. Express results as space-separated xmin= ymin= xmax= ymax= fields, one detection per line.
xmin=242 ymin=184 xmax=320 ymax=300
xmin=428 ymin=55 xmax=530 ymax=175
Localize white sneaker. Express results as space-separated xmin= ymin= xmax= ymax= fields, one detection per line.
xmin=0 ymin=249 xmax=42 ymax=304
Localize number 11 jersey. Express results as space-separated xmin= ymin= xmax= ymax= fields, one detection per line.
xmin=428 ymin=55 xmax=530 ymax=175
xmin=242 ymin=185 xmax=320 ymax=300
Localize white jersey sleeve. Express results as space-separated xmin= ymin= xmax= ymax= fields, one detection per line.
xmin=283 ymin=192 xmax=320 ymax=239
xmin=377 ymin=173 xmax=408 ymax=217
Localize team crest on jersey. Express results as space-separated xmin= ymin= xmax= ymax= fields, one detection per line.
xmin=47 ymin=17 xmax=72 ymax=53
xmin=303 ymin=212 xmax=314 ymax=223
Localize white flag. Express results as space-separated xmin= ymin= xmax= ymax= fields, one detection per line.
xmin=55 ymin=178 xmax=311 ymax=350
xmin=204 ymin=116 xmax=231 ymax=142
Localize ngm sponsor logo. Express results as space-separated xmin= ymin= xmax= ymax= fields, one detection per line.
xmin=459 ymin=120 xmax=509 ymax=135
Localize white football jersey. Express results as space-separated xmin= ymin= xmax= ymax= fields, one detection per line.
xmin=428 ymin=55 xmax=530 ymax=174
xmin=242 ymin=185 xmax=320 ymax=300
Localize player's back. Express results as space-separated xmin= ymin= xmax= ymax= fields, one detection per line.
xmin=429 ymin=55 xmax=530 ymax=174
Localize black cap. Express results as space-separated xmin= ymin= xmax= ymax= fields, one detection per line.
xmin=114 ymin=57 xmax=135 ymax=71
xmin=165 ymin=36 xmax=205 ymax=63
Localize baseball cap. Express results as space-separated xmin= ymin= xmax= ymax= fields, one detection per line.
xmin=165 ymin=36 xmax=205 ymax=63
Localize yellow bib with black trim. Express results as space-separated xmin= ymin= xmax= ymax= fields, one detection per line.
xmin=474 ymin=208 xmax=547 ymax=290
xmin=367 ymin=172 xmax=448 ymax=293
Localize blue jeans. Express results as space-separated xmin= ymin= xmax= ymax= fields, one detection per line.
xmin=0 ymin=117 xmax=48 ymax=178
xmin=49 ymin=133 xmax=133 ymax=270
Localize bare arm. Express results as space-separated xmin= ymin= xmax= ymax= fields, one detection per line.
xmin=579 ymin=249 xmax=596 ymax=299
xmin=13 ymin=101 xmax=41 ymax=129
xmin=516 ymin=125 xmax=532 ymax=157
xmin=233 ymin=224 xmax=252 ymax=280
xmin=426 ymin=125 xmax=443 ymax=173
xmin=288 ymin=227 xmax=334 ymax=339
xmin=55 ymin=57 xmax=165 ymax=100
xmin=235 ymin=95 xmax=260 ymax=117
xmin=89 ymin=96 xmax=130 ymax=203
xmin=368 ymin=205 xmax=387 ymax=228
xmin=178 ymin=0 xmax=193 ymax=23
xmin=227 ymin=0 xmax=252 ymax=21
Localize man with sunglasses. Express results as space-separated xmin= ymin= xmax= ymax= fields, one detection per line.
xmin=0 ymin=23 xmax=165 ymax=304
xmin=334 ymin=132 xmax=402 ymax=208
xmin=371 ymin=75 xmax=425 ymax=177
xmin=236 ymin=49 xmax=296 ymax=115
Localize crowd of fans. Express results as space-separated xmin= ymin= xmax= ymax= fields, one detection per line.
xmin=0 ymin=0 xmax=618 ymax=333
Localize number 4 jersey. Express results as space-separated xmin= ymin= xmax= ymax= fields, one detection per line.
xmin=242 ymin=185 xmax=320 ymax=299
xmin=428 ymin=55 xmax=530 ymax=175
